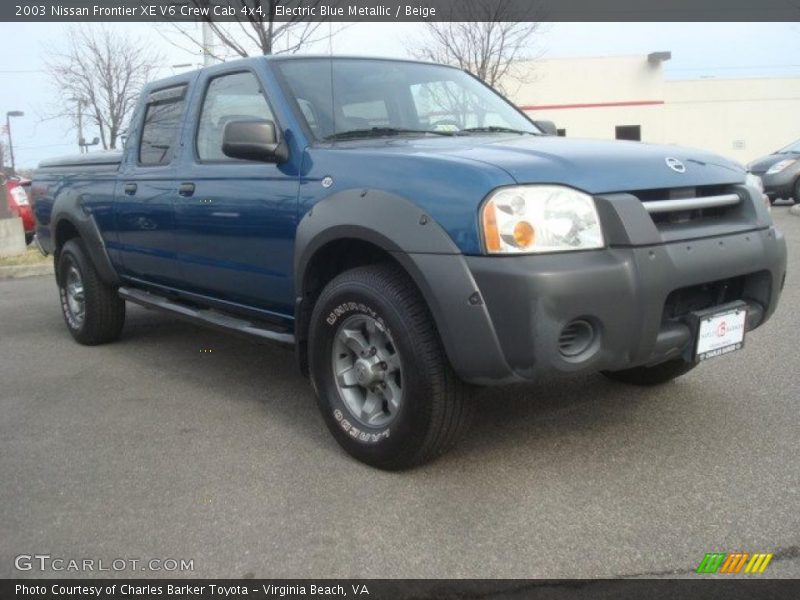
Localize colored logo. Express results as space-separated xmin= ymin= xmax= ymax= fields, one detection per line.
xmin=696 ymin=552 xmax=773 ymax=574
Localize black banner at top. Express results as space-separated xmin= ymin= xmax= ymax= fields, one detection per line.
xmin=3 ymin=0 xmax=800 ymax=22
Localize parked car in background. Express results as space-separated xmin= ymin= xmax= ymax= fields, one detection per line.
xmin=747 ymin=139 xmax=800 ymax=204
xmin=4 ymin=176 xmax=34 ymax=244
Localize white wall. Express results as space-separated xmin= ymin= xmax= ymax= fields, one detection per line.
xmin=505 ymin=55 xmax=800 ymax=164
xmin=508 ymin=55 xmax=668 ymax=142
xmin=663 ymin=78 xmax=800 ymax=163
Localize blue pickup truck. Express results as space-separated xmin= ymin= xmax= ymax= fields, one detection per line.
xmin=32 ymin=56 xmax=786 ymax=469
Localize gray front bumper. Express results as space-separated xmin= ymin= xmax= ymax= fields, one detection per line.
xmin=464 ymin=226 xmax=786 ymax=382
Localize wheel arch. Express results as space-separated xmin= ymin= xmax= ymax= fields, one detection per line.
xmin=294 ymin=231 xmax=445 ymax=376
xmin=293 ymin=189 xmax=513 ymax=384
xmin=51 ymin=214 xmax=119 ymax=287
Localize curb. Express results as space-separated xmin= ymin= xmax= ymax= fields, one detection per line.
xmin=789 ymin=204 xmax=800 ymax=217
xmin=0 ymin=263 xmax=54 ymax=280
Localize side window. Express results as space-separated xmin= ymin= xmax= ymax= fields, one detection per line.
xmin=138 ymin=87 xmax=187 ymax=166
xmin=197 ymin=71 xmax=275 ymax=161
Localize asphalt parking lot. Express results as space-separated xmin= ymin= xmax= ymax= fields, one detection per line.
xmin=1 ymin=207 xmax=798 ymax=580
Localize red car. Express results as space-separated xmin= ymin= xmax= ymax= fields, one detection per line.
xmin=4 ymin=176 xmax=34 ymax=244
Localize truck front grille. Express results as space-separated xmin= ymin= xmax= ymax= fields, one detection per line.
xmin=630 ymin=185 xmax=742 ymax=226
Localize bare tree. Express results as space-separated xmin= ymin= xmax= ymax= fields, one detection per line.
xmin=412 ymin=0 xmax=542 ymax=92
xmin=165 ymin=1 xmax=341 ymax=61
xmin=45 ymin=26 xmax=162 ymax=150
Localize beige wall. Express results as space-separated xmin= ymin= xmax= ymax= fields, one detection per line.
xmin=663 ymin=78 xmax=800 ymax=163
xmin=505 ymin=55 xmax=800 ymax=164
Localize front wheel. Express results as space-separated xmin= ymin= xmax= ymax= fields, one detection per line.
xmin=57 ymin=238 xmax=126 ymax=345
xmin=308 ymin=264 xmax=475 ymax=470
xmin=601 ymin=357 xmax=696 ymax=386
xmin=793 ymin=178 xmax=800 ymax=204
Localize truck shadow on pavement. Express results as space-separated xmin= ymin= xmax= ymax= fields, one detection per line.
xmin=117 ymin=303 xmax=696 ymax=472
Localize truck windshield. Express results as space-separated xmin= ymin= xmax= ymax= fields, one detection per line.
xmin=275 ymin=58 xmax=540 ymax=141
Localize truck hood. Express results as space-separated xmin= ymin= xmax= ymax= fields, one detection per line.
xmin=342 ymin=135 xmax=746 ymax=193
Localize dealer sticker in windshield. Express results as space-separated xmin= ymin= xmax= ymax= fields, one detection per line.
xmin=695 ymin=308 xmax=747 ymax=361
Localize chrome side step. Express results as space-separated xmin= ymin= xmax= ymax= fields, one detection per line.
xmin=118 ymin=287 xmax=295 ymax=345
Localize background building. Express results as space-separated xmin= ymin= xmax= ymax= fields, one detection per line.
xmin=508 ymin=53 xmax=800 ymax=165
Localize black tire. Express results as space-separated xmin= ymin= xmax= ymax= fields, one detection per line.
xmin=601 ymin=357 xmax=696 ymax=386
xmin=308 ymin=264 xmax=474 ymax=470
xmin=25 ymin=232 xmax=34 ymax=245
xmin=793 ymin=179 xmax=800 ymax=204
xmin=57 ymin=238 xmax=125 ymax=345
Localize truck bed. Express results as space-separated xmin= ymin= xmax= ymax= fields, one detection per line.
xmin=37 ymin=151 xmax=122 ymax=171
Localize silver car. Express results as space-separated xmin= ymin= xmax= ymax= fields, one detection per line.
xmin=747 ymin=139 xmax=800 ymax=204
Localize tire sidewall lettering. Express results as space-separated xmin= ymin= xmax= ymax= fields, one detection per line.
xmin=333 ymin=408 xmax=390 ymax=444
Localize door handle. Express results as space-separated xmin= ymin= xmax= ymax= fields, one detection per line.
xmin=178 ymin=182 xmax=195 ymax=197
xmin=124 ymin=183 xmax=137 ymax=195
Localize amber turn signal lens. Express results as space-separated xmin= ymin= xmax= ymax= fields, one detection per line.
xmin=513 ymin=221 xmax=535 ymax=248
xmin=483 ymin=201 xmax=501 ymax=252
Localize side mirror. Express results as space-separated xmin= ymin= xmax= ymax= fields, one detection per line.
xmin=533 ymin=120 xmax=558 ymax=136
xmin=222 ymin=119 xmax=288 ymax=163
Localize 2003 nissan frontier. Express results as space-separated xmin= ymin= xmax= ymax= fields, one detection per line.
xmin=32 ymin=56 xmax=787 ymax=469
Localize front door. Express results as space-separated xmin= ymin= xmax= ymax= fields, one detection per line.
xmin=172 ymin=70 xmax=299 ymax=318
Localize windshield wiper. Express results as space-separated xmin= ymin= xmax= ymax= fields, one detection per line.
xmin=461 ymin=126 xmax=538 ymax=135
xmin=325 ymin=127 xmax=458 ymax=140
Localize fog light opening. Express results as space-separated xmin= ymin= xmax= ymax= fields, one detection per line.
xmin=559 ymin=319 xmax=596 ymax=358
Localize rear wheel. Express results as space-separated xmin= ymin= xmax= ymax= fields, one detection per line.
xmin=57 ymin=238 xmax=125 ymax=345
xmin=793 ymin=178 xmax=800 ymax=204
xmin=601 ymin=357 xmax=696 ymax=386
xmin=308 ymin=264 xmax=475 ymax=470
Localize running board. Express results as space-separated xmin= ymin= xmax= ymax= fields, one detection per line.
xmin=118 ymin=287 xmax=295 ymax=345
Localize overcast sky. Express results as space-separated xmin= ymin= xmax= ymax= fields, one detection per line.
xmin=1 ymin=21 xmax=798 ymax=169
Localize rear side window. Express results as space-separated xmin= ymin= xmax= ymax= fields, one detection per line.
xmin=138 ymin=86 xmax=187 ymax=166
xmin=196 ymin=71 xmax=275 ymax=161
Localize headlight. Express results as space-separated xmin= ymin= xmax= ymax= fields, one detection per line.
xmin=745 ymin=172 xmax=764 ymax=192
xmin=481 ymin=185 xmax=604 ymax=254
xmin=9 ymin=186 xmax=29 ymax=206
xmin=766 ymin=159 xmax=796 ymax=175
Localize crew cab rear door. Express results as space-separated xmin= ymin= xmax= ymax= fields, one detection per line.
xmin=171 ymin=67 xmax=300 ymax=319
xmin=115 ymin=83 xmax=190 ymax=287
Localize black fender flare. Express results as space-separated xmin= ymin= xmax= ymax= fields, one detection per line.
xmin=51 ymin=193 xmax=120 ymax=287
xmin=294 ymin=188 xmax=461 ymax=283
xmin=294 ymin=189 xmax=514 ymax=384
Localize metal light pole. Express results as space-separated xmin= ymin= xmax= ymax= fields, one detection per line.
xmin=202 ymin=21 xmax=214 ymax=66
xmin=68 ymin=98 xmax=85 ymax=154
xmin=5 ymin=111 xmax=23 ymax=175
xmin=76 ymin=99 xmax=84 ymax=154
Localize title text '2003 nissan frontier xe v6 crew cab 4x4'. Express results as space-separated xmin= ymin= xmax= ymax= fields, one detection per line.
xmin=32 ymin=56 xmax=786 ymax=469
